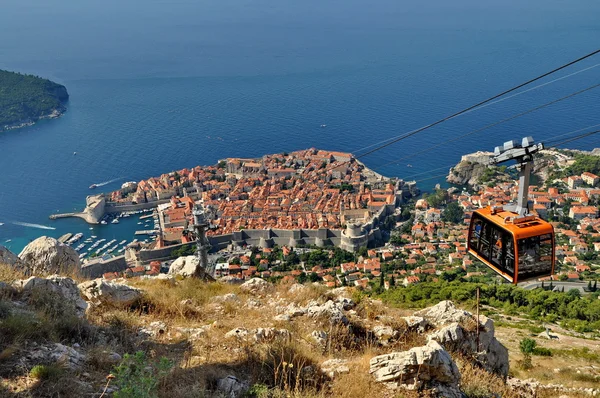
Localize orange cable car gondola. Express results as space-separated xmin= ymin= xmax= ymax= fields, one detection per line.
xmin=467 ymin=137 xmax=555 ymax=284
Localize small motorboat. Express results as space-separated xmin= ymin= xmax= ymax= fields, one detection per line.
xmin=89 ymin=184 xmax=97 ymax=189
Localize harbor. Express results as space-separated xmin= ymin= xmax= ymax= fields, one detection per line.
xmin=44 ymin=208 xmax=160 ymax=264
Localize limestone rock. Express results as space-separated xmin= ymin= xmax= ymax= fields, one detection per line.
xmin=240 ymin=277 xmax=271 ymax=293
xmin=13 ymin=275 xmax=87 ymax=317
xmin=284 ymin=303 xmax=306 ymax=318
xmin=402 ymin=316 xmax=431 ymax=333
xmin=370 ymin=340 xmax=461 ymax=397
xmin=211 ymin=293 xmax=240 ymax=303
xmin=168 ymin=255 xmax=200 ymax=277
xmin=373 ymin=325 xmax=398 ymax=343
xmin=217 ymin=375 xmax=249 ymax=398
xmin=220 ymin=275 xmax=244 ymax=284
xmin=415 ymin=301 xmax=470 ymax=326
xmin=427 ymin=316 xmax=509 ymax=377
xmin=175 ymin=326 xmax=209 ymax=339
xmin=20 ymin=343 xmax=86 ymax=370
xmin=139 ymin=321 xmax=167 ymax=338
xmin=289 ymin=283 xmax=307 ymax=294
xmin=253 ymin=328 xmax=290 ymax=343
xmin=311 ymin=330 xmax=328 ymax=346
xmin=274 ymin=314 xmax=291 ymax=322
xmin=0 ymin=245 xmax=22 ymax=267
xmin=225 ymin=327 xmax=249 ymax=339
xmin=321 ymin=358 xmax=350 ymax=378
xmin=18 ymin=236 xmax=81 ymax=276
xmin=78 ymin=279 xmax=142 ymax=307
xmin=307 ymin=300 xmax=348 ymax=325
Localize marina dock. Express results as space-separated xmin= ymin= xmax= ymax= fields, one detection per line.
xmin=135 ymin=230 xmax=157 ymax=236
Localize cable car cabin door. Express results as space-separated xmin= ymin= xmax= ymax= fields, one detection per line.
xmin=468 ymin=210 xmax=555 ymax=284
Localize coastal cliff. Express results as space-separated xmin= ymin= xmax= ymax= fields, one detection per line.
xmin=0 ymin=70 xmax=69 ymax=131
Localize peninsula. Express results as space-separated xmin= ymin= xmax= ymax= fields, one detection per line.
xmin=0 ymin=69 xmax=69 ymax=131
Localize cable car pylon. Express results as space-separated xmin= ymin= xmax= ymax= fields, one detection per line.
xmin=467 ymin=137 xmax=555 ymax=284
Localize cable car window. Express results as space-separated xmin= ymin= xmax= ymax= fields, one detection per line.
xmin=479 ymin=221 xmax=491 ymax=260
xmin=518 ymin=234 xmax=553 ymax=279
xmin=470 ymin=218 xmax=483 ymax=250
xmin=489 ymin=226 xmax=514 ymax=279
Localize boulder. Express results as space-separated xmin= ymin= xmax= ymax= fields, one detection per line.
xmin=288 ymin=283 xmax=307 ymax=294
xmin=225 ymin=328 xmax=249 ymax=339
xmin=139 ymin=321 xmax=167 ymax=338
xmin=373 ymin=325 xmax=398 ymax=343
xmin=217 ymin=375 xmax=249 ymax=398
xmin=220 ymin=275 xmax=244 ymax=284
xmin=415 ymin=301 xmax=470 ymax=326
xmin=307 ymin=300 xmax=348 ymax=325
xmin=311 ymin=330 xmax=328 ymax=346
xmin=13 ymin=275 xmax=87 ymax=317
xmin=321 ymin=358 xmax=350 ymax=378
xmin=168 ymin=256 xmax=200 ymax=277
xmin=284 ymin=303 xmax=306 ymax=318
xmin=18 ymin=236 xmax=81 ymax=276
xmin=211 ymin=293 xmax=240 ymax=303
xmin=78 ymin=279 xmax=142 ymax=307
xmin=20 ymin=343 xmax=86 ymax=370
xmin=370 ymin=340 xmax=461 ymax=397
xmin=253 ymin=328 xmax=291 ymax=343
xmin=402 ymin=316 xmax=431 ymax=333
xmin=240 ymin=278 xmax=271 ymax=293
xmin=0 ymin=245 xmax=22 ymax=267
xmin=427 ymin=316 xmax=509 ymax=377
xmin=273 ymin=314 xmax=291 ymax=322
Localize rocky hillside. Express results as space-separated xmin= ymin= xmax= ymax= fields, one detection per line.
xmin=0 ymin=243 xmax=599 ymax=397
xmin=0 ymin=271 xmax=597 ymax=396
xmin=446 ymin=150 xmax=557 ymax=187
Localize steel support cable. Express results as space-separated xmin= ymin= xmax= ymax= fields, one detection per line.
xmin=548 ymin=130 xmax=600 ymax=147
xmin=321 ymin=48 xmax=600 ymax=178
xmin=355 ymin=63 xmax=600 ymax=155
xmin=351 ymin=49 xmax=600 ymax=159
xmin=378 ymin=83 xmax=600 ymax=167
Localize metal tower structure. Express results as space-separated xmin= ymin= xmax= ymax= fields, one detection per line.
xmin=491 ymin=136 xmax=544 ymax=217
xmin=192 ymin=204 xmax=214 ymax=278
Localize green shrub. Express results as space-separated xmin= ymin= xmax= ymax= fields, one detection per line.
xmin=30 ymin=364 xmax=63 ymax=380
xmin=532 ymin=347 xmax=552 ymax=357
xmin=112 ymin=351 xmax=173 ymax=398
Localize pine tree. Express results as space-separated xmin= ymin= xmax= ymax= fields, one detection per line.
xmin=594 ymin=280 xmax=598 ymax=292
xmin=390 ymin=275 xmax=396 ymax=287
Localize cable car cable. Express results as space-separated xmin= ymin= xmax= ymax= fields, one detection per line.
xmin=378 ymin=83 xmax=600 ymax=167
xmin=548 ymin=130 xmax=600 ymax=148
xmin=355 ymin=64 xmax=600 ymax=156
xmin=351 ymin=49 xmax=600 ymax=160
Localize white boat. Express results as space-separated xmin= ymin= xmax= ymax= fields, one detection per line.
xmin=137 ymin=222 xmax=143 ymax=225
xmin=100 ymin=220 xmax=107 ymax=225
xmin=5 ymin=239 xmax=11 ymax=243
xmin=91 ymin=236 xmax=97 ymax=239
xmin=0 ymin=223 xmax=4 ymax=226
xmin=111 ymin=219 xmax=119 ymax=224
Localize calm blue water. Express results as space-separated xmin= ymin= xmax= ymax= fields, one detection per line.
xmin=0 ymin=0 xmax=599 ymax=253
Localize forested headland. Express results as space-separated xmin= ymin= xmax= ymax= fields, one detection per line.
xmin=0 ymin=69 xmax=69 ymax=130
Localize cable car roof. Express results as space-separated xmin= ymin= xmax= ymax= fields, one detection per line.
xmin=474 ymin=206 xmax=554 ymax=239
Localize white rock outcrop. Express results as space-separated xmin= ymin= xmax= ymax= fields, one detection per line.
xmin=168 ymin=256 xmax=200 ymax=277
xmin=19 ymin=343 xmax=86 ymax=370
xmin=370 ymin=340 xmax=461 ymax=397
xmin=428 ymin=316 xmax=509 ymax=377
xmin=78 ymin=279 xmax=142 ymax=307
xmin=414 ymin=300 xmax=470 ymax=326
xmin=13 ymin=275 xmax=88 ymax=317
xmin=321 ymin=358 xmax=350 ymax=378
xmin=306 ymin=300 xmax=348 ymax=325
xmin=18 ymin=236 xmax=81 ymax=276
xmin=240 ymin=278 xmax=271 ymax=293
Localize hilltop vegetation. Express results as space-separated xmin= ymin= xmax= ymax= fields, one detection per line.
xmin=0 ymin=70 xmax=69 ymax=129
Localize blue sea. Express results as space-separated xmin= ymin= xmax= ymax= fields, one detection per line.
xmin=0 ymin=0 xmax=599 ymax=253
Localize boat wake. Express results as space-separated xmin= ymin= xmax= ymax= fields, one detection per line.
xmin=12 ymin=221 xmax=56 ymax=230
xmin=93 ymin=177 xmax=125 ymax=188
